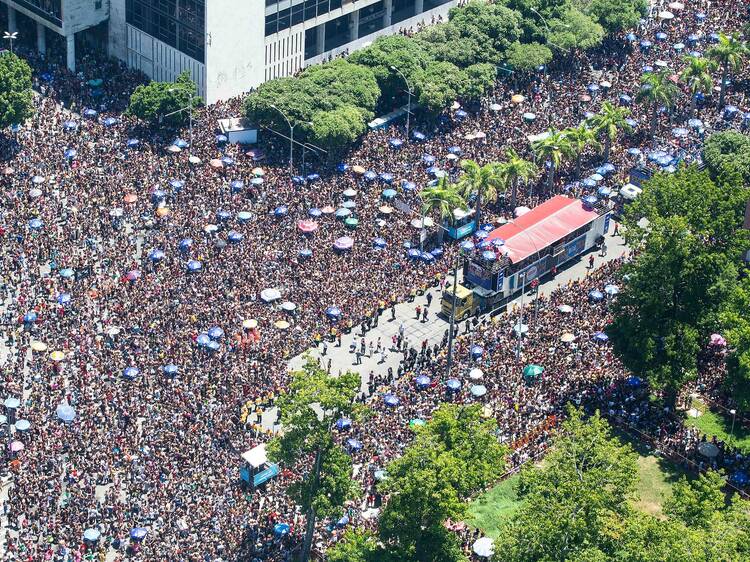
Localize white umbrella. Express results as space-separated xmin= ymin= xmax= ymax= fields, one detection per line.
xmin=668 ymin=1 xmax=684 ymax=10
xmin=698 ymin=441 xmax=719 ymax=458
xmin=260 ymin=288 xmax=282 ymax=302
xmin=558 ymin=305 xmax=574 ymax=314
xmin=473 ymin=537 xmax=495 ymax=558
xmin=561 ymin=333 xmax=576 ymax=343
xmin=513 ymin=322 xmax=529 ymax=335
xmin=188 ymin=155 xmax=202 ymax=165
xmin=514 ymin=206 xmax=531 ymax=217
xmin=489 ymin=103 xmax=502 ymax=111
xmin=469 ymin=368 xmax=484 ymax=380
xmin=280 ymin=301 xmax=297 ymax=312
xmin=658 ymin=10 xmax=674 ymax=20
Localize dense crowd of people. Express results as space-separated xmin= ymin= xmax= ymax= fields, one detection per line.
xmin=0 ymin=0 xmax=748 ymax=560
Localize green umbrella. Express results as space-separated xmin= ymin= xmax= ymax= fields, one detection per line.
xmin=523 ymin=364 xmax=544 ymax=379
xmin=87 ymin=78 xmax=103 ymax=88
xmin=344 ymin=217 xmax=359 ymax=228
xmin=409 ymin=418 xmax=426 ymax=428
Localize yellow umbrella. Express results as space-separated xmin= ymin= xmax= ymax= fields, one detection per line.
xmin=156 ymin=207 xmax=171 ymax=217
xmin=50 ymin=351 xmax=65 ymax=362
xmin=274 ymin=320 xmax=290 ymax=330
xmin=30 ymin=341 xmax=48 ymax=352
xmin=561 ymin=333 xmax=576 ymax=343
xmin=378 ymin=206 xmax=393 ymax=215
xmin=511 ymin=94 xmax=525 ymax=104
xmin=481 ymin=406 xmax=494 ymax=418
xmin=352 ymin=165 xmax=366 ymax=175
xmin=243 ymin=319 xmax=258 ymax=329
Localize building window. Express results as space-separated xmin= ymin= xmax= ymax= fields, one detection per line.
xmin=11 ymin=0 xmax=62 ymax=26
xmin=126 ymin=0 xmax=206 ymax=63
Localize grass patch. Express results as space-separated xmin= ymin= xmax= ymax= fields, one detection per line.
xmin=684 ymin=398 xmax=750 ymax=454
xmin=466 ymin=473 xmax=522 ymax=539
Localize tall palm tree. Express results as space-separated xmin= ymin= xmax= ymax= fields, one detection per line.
xmin=636 ymin=71 xmax=679 ymax=140
xmin=707 ymin=32 xmax=748 ymax=109
xmin=564 ymin=124 xmax=600 ymax=179
xmin=587 ymin=101 xmax=631 ymax=163
xmin=498 ymin=148 xmax=538 ymax=209
xmin=680 ymin=55 xmax=715 ymax=118
xmin=421 ymin=179 xmax=467 ymax=243
xmin=531 ymin=130 xmax=575 ymax=193
xmin=455 ymin=159 xmax=504 ymax=227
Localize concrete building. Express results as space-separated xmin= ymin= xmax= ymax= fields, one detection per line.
xmin=0 ymin=0 xmax=457 ymax=104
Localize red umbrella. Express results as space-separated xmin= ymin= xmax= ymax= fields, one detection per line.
xmin=297 ymin=220 xmax=319 ymax=234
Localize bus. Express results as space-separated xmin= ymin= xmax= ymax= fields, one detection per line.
xmin=441 ymin=196 xmax=611 ymax=315
xmin=443 ymin=208 xmax=477 ymax=240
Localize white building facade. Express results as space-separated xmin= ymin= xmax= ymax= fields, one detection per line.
xmin=1 ymin=0 xmax=457 ymax=104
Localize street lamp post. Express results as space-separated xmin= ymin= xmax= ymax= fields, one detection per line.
xmin=166 ymin=87 xmax=195 ymax=155
xmin=730 ymin=409 xmax=737 ymax=446
xmin=390 ymin=65 xmax=413 ymax=140
xmin=446 ymin=251 xmax=464 ymax=378
xmin=270 ymin=104 xmax=296 ymax=176
xmin=3 ymin=31 xmax=18 ymax=54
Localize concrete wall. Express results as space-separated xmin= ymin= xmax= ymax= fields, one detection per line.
xmin=205 ymin=0 xmax=265 ymax=103
xmin=61 ymin=0 xmax=109 ymax=35
xmin=107 ymin=0 xmax=126 ymax=62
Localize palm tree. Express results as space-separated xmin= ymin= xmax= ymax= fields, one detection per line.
xmin=421 ymin=179 xmax=467 ymax=243
xmin=564 ymin=124 xmax=600 ymax=179
xmin=680 ymin=55 xmax=715 ymax=118
xmin=636 ymin=71 xmax=679 ymax=140
xmin=587 ymin=101 xmax=631 ymax=163
xmin=455 ymin=159 xmax=504 ymax=227
xmin=530 ymin=130 xmax=575 ymax=193
xmin=497 ymin=148 xmax=538 ymax=209
xmin=707 ymin=32 xmax=748 ymax=109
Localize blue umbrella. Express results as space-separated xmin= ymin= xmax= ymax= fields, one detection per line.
xmin=336 ymin=162 xmax=349 ymax=173
xmin=402 ymin=180 xmax=416 ymax=191
xmin=597 ymin=186 xmax=613 ymax=197
xmin=28 ymin=218 xmax=43 ymax=230
xmin=384 ymin=394 xmax=400 ymax=406
xmin=658 ymin=155 xmax=674 ymax=167
xmin=407 ymin=249 xmax=421 ymax=259
xmin=471 ymin=345 xmax=484 ymax=358
xmin=123 ymin=367 xmax=140 ymax=380
xmin=434 ymin=170 xmax=448 ymax=178
xmin=709 ymin=33 xmax=720 ymax=43
xmin=57 ymin=293 xmax=71 ymax=305
xmin=292 ymin=175 xmax=305 ymax=185
xmin=206 ymin=340 xmax=221 ymax=352
xmin=593 ymin=331 xmax=609 ymax=343
xmin=59 ymin=268 xmax=75 ymax=279
xmin=420 ymin=251 xmax=434 ymax=262
xmin=475 ymin=230 xmax=489 ymax=240
xmin=389 ymin=138 xmax=403 ymax=148
xmin=307 ymin=173 xmax=320 ymax=182
xmin=416 ymin=375 xmax=431 ymax=388
xmin=4 ymin=397 xmax=20 ymax=409
xmin=481 ymin=250 xmax=496 ymax=261
xmin=655 ymin=32 xmax=667 ymax=41
xmin=627 ymin=147 xmax=641 ymax=157
xmin=446 ymin=378 xmax=461 ymax=391
xmin=491 ymin=238 xmax=505 ymax=247
xmin=325 ymin=306 xmax=342 ymax=319
xmin=274 ymin=206 xmax=288 ymax=217
xmin=149 ymin=249 xmax=165 ymax=262
xmin=103 ymin=117 xmax=119 ymax=127
xmin=455 ymin=109 xmax=468 ymax=119
xmin=431 ymin=247 xmax=444 ymax=258
xmin=732 ymin=471 xmax=749 ymax=486
xmin=151 ymin=189 xmax=166 ymax=203
xmin=308 ymin=208 xmax=322 ymax=218
xmin=724 ymin=105 xmax=739 ymax=119
xmin=604 ymin=284 xmax=619 ymax=295
xmin=208 ymin=327 xmax=224 ymax=340
xmin=215 ymin=134 xmax=228 ymax=143
xmin=23 ymin=311 xmax=37 ymax=323
xmin=687 ymin=34 xmax=700 ymax=44
xmin=587 ymin=83 xmax=599 ymax=93
xmin=619 ymin=94 xmax=632 ymax=106
xmin=470 ymin=384 xmax=487 ymax=397
xmin=126 ymin=139 xmax=140 ymax=148
xmin=335 ymin=417 xmax=352 ymax=430
xmin=412 ymin=131 xmax=426 ymax=141
xmin=179 ymin=238 xmax=193 ymax=252
xmin=696 ymin=12 xmax=706 ymax=21
xmin=364 ymin=170 xmax=377 ymax=181
xmin=460 ymin=240 xmax=475 ymax=252
xmin=626 ymin=33 xmax=637 ymax=42
xmin=588 ymin=289 xmax=605 ymax=302
xmin=448 ymin=146 xmax=462 ymax=155
xmin=130 ymin=528 xmax=148 ymax=541
xmin=83 ymin=108 xmax=98 ymax=118
xmin=83 ymin=528 xmax=101 ymax=542
xmin=163 ymin=364 xmax=179 ymax=377
xmin=64 ymin=148 xmax=77 ymax=160
xmin=373 ymin=237 xmax=387 ymax=249
xmin=346 ymin=438 xmax=362 ymax=451
xmin=335 ymin=208 xmax=351 ymax=218
xmin=581 ymin=178 xmax=597 ymax=188
xmin=477 ymin=240 xmax=491 ymax=250
xmin=56 ymin=403 xmax=76 ymax=422
xmin=583 ymin=195 xmax=598 ymax=207
xmin=596 ymin=165 xmax=611 ymax=176
xmin=642 ymin=65 xmax=653 ymax=74
xmin=228 ymin=230 xmax=244 ymax=243
xmin=625 ymin=118 xmax=638 ymax=128
xmin=229 ymin=180 xmax=245 ymax=192
xmin=382 ymin=188 xmax=397 ymax=199
xmin=237 ymin=211 xmax=252 ymax=223
xmin=336 ymin=515 xmax=350 ymax=527
xmin=590 ymin=173 xmax=604 ymax=182
xmin=672 ymin=127 xmax=689 ymax=138
xmin=379 ymin=172 xmax=394 ymax=183
xmin=273 ymin=523 xmax=290 ymax=537
xmin=250 ymin=177 xmax=263 ymax=186
xmin=626 ymin=376 xmax=642 ymax=387
xmin=298 ymin=248 xmax=313 ymax=258
xmin=640 ymin=40 xmax=652 ymax=49
xmin=196 ymin=334 xmax=211 ymax=346
xmin=221 ymin=156 xmax=235 ymax=166
xmin=216 ymin=210 xmax=231 ymax=222
xmin=170 ymin=179 xmax=184 ymax=190
xmin=187 ymin=260 xmax=202 ymax=272
xmin=422 ymin=154 xmax=436 ymax=165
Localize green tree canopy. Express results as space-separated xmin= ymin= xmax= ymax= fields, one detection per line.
xmin=702 ymin=131 xmax=750 ymax=185
xmin=0 ymin=52 xmax=33 ymax=129
xmin=300 ymin=59 xmax=380 ymax=117
xmin=127 ymin=70 xmax=200 ymax=126
xmin=309 ymin=105 xmax=368 ymax=153
xmin=586 ymin=0 xmax=647 ymax=34
xmin=505 ymin=41 xmax=553 ymax=72
xmin=547 ymin=7 xmax=604 ymax=53
xmin=447 ymin=0 xmax=523 ymax=64
xmin=414 ymin=23 xmax=483 ymax=68
xmin=456 ymin=159 xmax=504 ymax=225
xmin=415 ymin=61 xmax=469 ymax=115
xmin=462 ymin=63 xmax=497 ymax=101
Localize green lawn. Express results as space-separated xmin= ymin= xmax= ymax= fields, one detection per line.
xmin=684 ymin=398 xmax=750 ymax=454
xmin=467 ymin=438 xmax=687 ymax=535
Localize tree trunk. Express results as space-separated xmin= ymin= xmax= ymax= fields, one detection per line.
xmin=474 ymin=189 xmax=482 ymax=229
xmin=548 ymin=165 xmax=555 ymax=193
xmin=300 ymin=448 xmax=323 ymax=562
xmin=575 ymin=155 xmax=582 ymax=179
xmin=689 ymin=93 xmax=697 ymax=119
xmin=604 ymin=136 xmax=611 ymax=163
xmin=719 ymin=64 xmax=728 ymax=109
xmin=650 ymin=104 xmax=658 ymax=141
xmin=510 ymin=177 xmax=518 ymax=209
